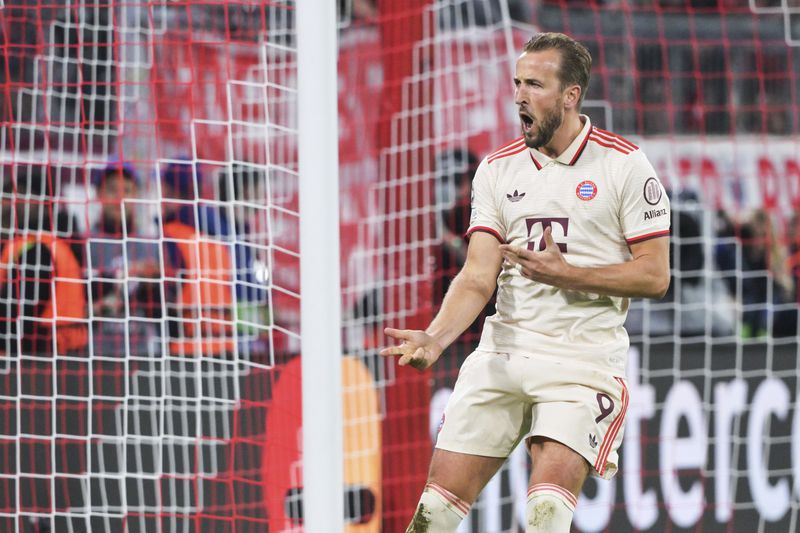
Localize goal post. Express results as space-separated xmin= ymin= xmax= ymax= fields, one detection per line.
xmin=297 ymin=0 xmax=343 ymax=531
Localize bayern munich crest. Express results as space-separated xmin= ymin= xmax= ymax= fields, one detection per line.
xmin=576 ymin=180 xmax=598 ymax=201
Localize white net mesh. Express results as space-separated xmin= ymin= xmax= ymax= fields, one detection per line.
xmin=1 ymin=2 xmax=293 ymax=531
xmin=1 ymin=1 xmax=799 ymax=532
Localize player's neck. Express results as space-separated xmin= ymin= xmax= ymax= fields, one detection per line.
xmin=539 ymin=113 xmax=584 ymax=160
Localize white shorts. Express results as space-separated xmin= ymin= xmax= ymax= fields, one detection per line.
xmin=435 ymin=350 xmax=629 ymax=479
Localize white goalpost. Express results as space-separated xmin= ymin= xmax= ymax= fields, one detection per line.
xmin=297 ymin=1 xmax=344 ymax=531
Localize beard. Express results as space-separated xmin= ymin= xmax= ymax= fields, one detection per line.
xmin=522 ymin=104 xmax=563 ymax=150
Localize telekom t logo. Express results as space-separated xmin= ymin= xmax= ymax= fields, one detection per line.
xmin=526 ymin=217 xmax=569 ymax=252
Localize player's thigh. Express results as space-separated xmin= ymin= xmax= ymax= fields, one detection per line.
xmin=436 ymin=351 xmax=531 ymax=458
xmin=428 ymin=447 xmax=506 ymax=504
xmin=528 ymin=436 xmax=590 ymax=496
xmin=525 ymin=361 xmax=628 ymax=481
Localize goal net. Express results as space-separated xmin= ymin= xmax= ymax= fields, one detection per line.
xmin=1 ymin=1 xmax=292 ymax=531
xmin=1 ymin=0 xmax=799 ymax=532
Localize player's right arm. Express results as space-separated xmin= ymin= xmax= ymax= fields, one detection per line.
xmin=380 ymin=231 xmax=503 ymax=370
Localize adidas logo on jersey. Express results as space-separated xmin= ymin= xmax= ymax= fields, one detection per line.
xmin=588 ymin=433 xmax=598 ymax=449
xmin=506 ymin=190 xmax=526 ymax=202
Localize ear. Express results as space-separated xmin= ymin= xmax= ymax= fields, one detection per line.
xmin=563 ymin=84 xmax=582 ymax=109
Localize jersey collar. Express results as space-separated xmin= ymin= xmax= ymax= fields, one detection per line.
xmin=529 ymin=114 xmax=592 ymax=170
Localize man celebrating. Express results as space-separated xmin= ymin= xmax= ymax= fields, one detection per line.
xmin=382 ymin=32 xmax=670 ymax=532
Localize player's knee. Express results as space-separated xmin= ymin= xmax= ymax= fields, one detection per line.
xmin=405 ymin=482 xmax=470 ymax=533
xmin=526 ymin=484 xmax=576 ymax=533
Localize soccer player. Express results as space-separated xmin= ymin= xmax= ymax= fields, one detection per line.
xmin=381 ymin=32 xmax=671 ymax=532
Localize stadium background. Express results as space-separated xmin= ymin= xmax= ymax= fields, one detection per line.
xmin=0 ymin=0 xmax=799 ymax=531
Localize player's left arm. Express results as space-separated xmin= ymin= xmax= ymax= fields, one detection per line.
xmin=500 ymin=228 xmax=669 ymax=298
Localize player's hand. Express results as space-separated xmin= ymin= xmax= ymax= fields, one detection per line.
xmin=379 ymin=328 xmax=444 ymax=371
xmin=499 ymin=226 xmax=571 ymax=286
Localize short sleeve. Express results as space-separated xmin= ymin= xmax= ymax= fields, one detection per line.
xmin=465 ymin=160 xmax=505 ymax=243
xmin=619 ymin=150 xmax=671 ymax=244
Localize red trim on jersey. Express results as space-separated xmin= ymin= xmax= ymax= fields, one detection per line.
xmin=527 ymin=483 xmax=578 ymax=509
xmin=529 ymin=151 xmax=543 ymax=171
xmin=465 ymin=226 xmax=505 ymax=244
xmin=567 ymin=125 xmax=593 ymax=165
xmin=626 ymin=229 xmax=670 ymax=244
xmin=427 ymin=483 xmax=470 ymax=515
xmin=594 ymin=377 xmax=629 ymax=476
xmin=488 ymin=144 xmax=527 ymax=164
xmin=588 ymin=135 xmax=632 ymax=155
xmin=593 ymin=127 xmax=638 ymax=150
xmin=488 ymin=137 xmax=525 ymax=159
xmin=590 ymin=128 xmax=638 ymax=153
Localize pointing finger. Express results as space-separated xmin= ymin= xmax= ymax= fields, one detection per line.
xmin=379 ymin=346 xmax=408 ymax=357
xmin=384 ymin=327 xmax=411 ymax=341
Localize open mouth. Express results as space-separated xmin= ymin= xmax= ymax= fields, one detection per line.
xmin=520 ymin=112 xmax=534 ymax=133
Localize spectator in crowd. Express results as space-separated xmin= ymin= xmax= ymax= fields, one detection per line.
xmin=200 ymin=163 xmax=271 ymax=359
xmin=738 ymin=209 xmax=795 ymax=337
xmin=663 ymin=190 xmax=736 ymax=337
xmin=663 ymin=190 xmax=703 ymax=333
xmin=433 ymin=149 xmax=494 ymax=378
xmin=87 ymin=163 xmax=163 ymax=358
xmin=158 ymin=159 xmax=272 ymax=358
xmin=159 ymin=160 xmax=236 ymax=357
xmin=668 ymin=190 xmax=704 ymax=291
xmin=714 ymin=208 xmax=739 ymax=298
xmin=0 ymin=166 xmax=87 ymax=356
xmin=435 ymin=149 xmax=480 ymax=303
xmin=347 ymin=287 xmax=382 ymax=353
xmin=775 ymin=213 xmax=800 ymax=336
xmin=160 ymin=159 xmax=199 ymax=227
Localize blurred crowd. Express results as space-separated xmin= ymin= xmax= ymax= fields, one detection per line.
xmin=1 ymin=155 xmax=796 ymax=366
xmin=1 ymin=0 xmax=797 ymax=363
xmin=0 ymin=161 xmax=271 ymax=360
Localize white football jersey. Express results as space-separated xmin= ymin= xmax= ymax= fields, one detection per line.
xmin=466 ymin=115 xmax=670 ymax=373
